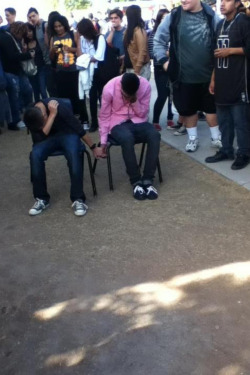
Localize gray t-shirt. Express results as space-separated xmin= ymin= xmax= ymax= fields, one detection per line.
xmin=105 ymin=27 xmax=125 ymax=56
xmin=178 ymin=9 xmax=213 ymax=83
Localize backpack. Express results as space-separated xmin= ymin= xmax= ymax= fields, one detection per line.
xmin=94 ymin=35 xmax=120 ymax=85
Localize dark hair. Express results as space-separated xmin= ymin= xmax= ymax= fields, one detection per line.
xmin=10 ymin=22 xmax=28 ymax=39
xmin=109 ymin=8 xmax=123 ymax=20
xmin=153 ymin=9 xmax=169 ymax=32
xmin=47 ymin=12 xmax=61 ymax=42
xmin=121 ymin=73 xmax=140 ymax=95
xmin=24 ymin=105 xmax=44 ymax=132
xmin=51 ymin=15 xmax=70 ymax=36
xmin=5 ymin=7 xmax=16 ymax=15
xmin=124 ymin=5 xmax=144 ymax=47
xmin=23 ymin=23 xmax=36 ymax=44
xmin=77 ymin=18 xmax=98 ymax=40
xmin=27 ymin=8 xmax=39 ymax=16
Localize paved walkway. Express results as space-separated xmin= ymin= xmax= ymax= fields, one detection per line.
xmin=149 ymin=80 xmax=250 ymax=191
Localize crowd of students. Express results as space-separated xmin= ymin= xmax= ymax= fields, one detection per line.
xmin=0 ymin=0 xmax=250 ymax=215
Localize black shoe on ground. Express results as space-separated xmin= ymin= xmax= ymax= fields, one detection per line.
xmin=144 ymin=185 xmax=158 ymax=200
xmin=8 ymin=123 xmax=20 ymax=131
xmin=231 ymin=154 xmax=250 ymax=170
xmin=205 ymin=150 xmax=234 ymax=163
xmin=133 ymin=184 xmax=146 ymax=200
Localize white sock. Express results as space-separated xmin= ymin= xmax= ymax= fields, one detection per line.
xmin=210 ymin=125 xmax=221 ymax=140
xmin=187 ymin=127 xmax=198 ymax=139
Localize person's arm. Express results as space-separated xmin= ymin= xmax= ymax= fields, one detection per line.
xmin=153 ymin=13 xmax=171 ymax=70
xmin=133 ymin=28 xmax=148 ymax=74
xmin=209 ymin=69 xmax=215 ymax=95
xmin=131 ymin=81 xmax=151 ymax=118
xmin=106 ymin=29 xmax=114 ymax=46
xmin=81 ymin=133 xmax=103 ymax=158
xmin=49 ymin=38 xmax=58 ymax=61
xmin=42 ymin=100 xmax=59 ymax=135
xmin=214 ymin=47 xmax=245 ymax=58
xmin=99 ymin=85 xmax=113 ymax=147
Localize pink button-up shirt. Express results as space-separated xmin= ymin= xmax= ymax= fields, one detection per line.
xmin=99 ymin=75 xmax=151 ymax=145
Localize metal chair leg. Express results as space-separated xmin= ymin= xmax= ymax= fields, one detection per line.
xmin=107 ymin=145 xmax=114 ymax=191
xmin=157 ymin=157 xmax=163 ymax=183
xmin=139 ymin=142 xmax=146 ymax=168
xmin=84 ymin=149 xmax=97 ymax=196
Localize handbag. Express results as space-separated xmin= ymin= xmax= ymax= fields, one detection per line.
xmin=8 ymin=32 xmax=37 ymax=76
xmin=21 ymin=59 xmax=37 ymax=76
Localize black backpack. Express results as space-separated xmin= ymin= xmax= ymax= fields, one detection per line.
xmin=94 ymin=35 xmax=120 ymax=85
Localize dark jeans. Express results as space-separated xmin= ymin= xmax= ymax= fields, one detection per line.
xmin=30 ymin=134 xmax=86 ymax=202
xmin=217 ymin=103 xmax=250 ymax=156
xmin=153 ymin=65 xmax=173 ymax=123
xmin=111 ymin=121 xmax=161 ymax=185
xmin=89 ymin=69 xmax=105 ymax=127
xmin=5 ymin=72 xmax=33 ymax=124
xmin=29 ymin=65 xmax=48 ymax=102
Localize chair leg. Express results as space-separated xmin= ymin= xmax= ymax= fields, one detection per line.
xmin=107 ymin=145 xmax=114 ymax=191
xmin=139 ymin=143 xmax=146 ymax=168
xmin=84 ymin=150 xmax=97 ymax=196
xmin=157 ymin=157 xmax=163 ymax=183
xmin=92 ymin=142 xmax=101 ymax=174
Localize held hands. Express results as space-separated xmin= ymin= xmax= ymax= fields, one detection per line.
xmin=93 ymin=146 xmax=106 ymax=159
xmin=48 ymin=100 xmax=59 ymax=116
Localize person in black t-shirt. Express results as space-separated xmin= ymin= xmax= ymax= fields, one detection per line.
xmin=205 ymin=0 xmax=250 ymax=170
xmin=24 ymin=98 xmax=102 ymax=216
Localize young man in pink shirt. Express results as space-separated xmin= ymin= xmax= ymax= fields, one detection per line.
xmin=99 ymin=73 xmax=161 ymax=200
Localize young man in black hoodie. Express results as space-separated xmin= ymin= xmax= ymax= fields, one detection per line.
xmin=205 ymin=0 xmax=250 ymax=169
xmin=24 ymin=98 xmax=103 ymax=216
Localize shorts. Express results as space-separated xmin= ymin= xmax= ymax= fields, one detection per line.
xmin=173 ymin=82 xmax=216 ymax=116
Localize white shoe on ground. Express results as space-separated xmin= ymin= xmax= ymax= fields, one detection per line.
xmin=29 ymin=198 xmax=49 ymax=216
xmin=72 ymin=199 xmax=88 ymax=216
xmin=185 ymin=136 xmax=199 ymax=152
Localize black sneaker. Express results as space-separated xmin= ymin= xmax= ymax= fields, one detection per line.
xmin=8 ymin=123 xmax=20 ymax=131
xmin=231 ymin=154 xmax=250 ymax=170
xmin=205 ymin=150 xmax=234 ymax=163
xmin=133 ymin=184 xmax=146 ymax=200
xmin=144 ymin=185 xmax=158 ymax=200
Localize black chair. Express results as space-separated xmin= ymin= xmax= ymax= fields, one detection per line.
xmin=30 ymin=144 xmax=97 ymax=196
xmin=93 ymin=135 xmax=163 ymax=191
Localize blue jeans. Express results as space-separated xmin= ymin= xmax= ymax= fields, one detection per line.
xmin=5 ymin=72 xmax=33 ymax=124
xmin=153 ymin=65 xmax=173 ymax=123
xmin=217 ymin=104 xmax=250 ymax=156
xmin=30 ymin=134 xmax=86 ymax=202
xmin=29 ymin=65 xmax=48 ymax=102
xmin=111 ymin=122 xmax=161 ymax=185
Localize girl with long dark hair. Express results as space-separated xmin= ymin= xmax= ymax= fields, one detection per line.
xmin=49 ymin=15 xmax=79 ymax=113
xmin=124 ymin=5 xmax=150 ymax=80
xmin=77 ymin=18 xmax=106 ymax=132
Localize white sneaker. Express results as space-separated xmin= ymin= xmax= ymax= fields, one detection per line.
xmin=17 ymin=121 xmax=26 ymax=129
xmin=185 ymin=136 xmax=199 ymax=152
xmin=211 ymin=137 xmax=222 ymax=148
xmin=29 ymin=198 xmax=49 ymax=216
xmin=72 ymin=199 xmax=88 ymax=216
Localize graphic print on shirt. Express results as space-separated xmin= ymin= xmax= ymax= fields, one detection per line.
xmin=217 ymin=35 xmax=229 ymax=68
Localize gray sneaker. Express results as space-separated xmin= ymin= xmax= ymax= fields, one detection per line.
xmin=29 ymin=198 xmax=49 ymax=216
xmin=72 ymin=199 xmax=88 ymax=216
xmin=174 ymin=125 xmax=187 ymax=136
